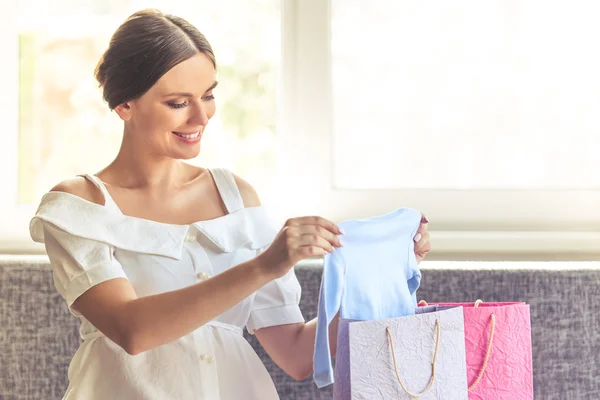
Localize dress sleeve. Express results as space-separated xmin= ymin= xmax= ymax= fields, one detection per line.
xmin=41 ymin=222 xmax=129 ymax=317
xmin=246 ymin=248 xmax=305 ymax=334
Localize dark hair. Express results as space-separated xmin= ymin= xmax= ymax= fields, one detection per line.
xmin=94 ymin=9 xmax=216 ymax=110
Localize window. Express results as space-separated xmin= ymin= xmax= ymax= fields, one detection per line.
xmin=278 ymin=0 xmax=600 ymax=260
xmin=4 ymin=0 xmax=600 ymax=259
xmin=331 ymin=2 xmax=600 ymax=191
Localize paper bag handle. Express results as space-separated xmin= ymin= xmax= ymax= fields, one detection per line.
xmin=416 ymin=299 xmax=497 ymax=392
xmin=419 ymin=299 xmax=484 ymax=307
xmin=468 ymin=311 xmax=496 ymax=391
xmin=385 ymin=319 xmax=440 ymax=397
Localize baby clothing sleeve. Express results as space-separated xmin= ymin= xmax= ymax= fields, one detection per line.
xmin=313 ymin=249 xmax=346 ymax=387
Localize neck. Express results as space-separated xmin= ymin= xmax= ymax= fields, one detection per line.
xmin=100 ymin=129 xmax=186 ymax=190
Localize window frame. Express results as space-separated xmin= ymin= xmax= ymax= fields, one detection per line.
xmin=0 ymin=2 xmax=40 ymax=253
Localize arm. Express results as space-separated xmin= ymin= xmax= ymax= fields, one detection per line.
xmin=51 ymin=178 xmax=274 ymax=356
xmin=255 ymin=311 xmax=340 ymax=381
xmin=50 ymin=176 xmax=341 ymax=358
xmin=72 ymin=260 xmax=271 ymax=356
xmin=255 ymin=215 xmax=431 ymax=381
xmin=233 ymin=174 xmax=344 ymax=380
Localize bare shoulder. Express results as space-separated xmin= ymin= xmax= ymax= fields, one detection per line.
xmin=231 ymin=173 xmax=262 ymax=208
xmin=50 ymin=176 xmax=105 ymax=206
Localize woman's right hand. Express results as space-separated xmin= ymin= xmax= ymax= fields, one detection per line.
xmin=257 ymin=216 xmax=344 ymax=280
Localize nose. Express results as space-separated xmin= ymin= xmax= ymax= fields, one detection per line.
xmin=188 ymin=101 xmax=209 ymax=126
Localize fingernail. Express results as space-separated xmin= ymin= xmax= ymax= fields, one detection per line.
xmin=338 ymin=227 xmax=345 ymax=235
xmin=422 ymin=216 xmax=429 ymax=224
xmin=338 ymin=239 xmax=344 ymax=247
xmin=414 ymin=233 xmax=422 ymax=242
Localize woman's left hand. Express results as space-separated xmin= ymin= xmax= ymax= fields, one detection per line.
xmin=413 ymin=214 xmax=431 ymax=264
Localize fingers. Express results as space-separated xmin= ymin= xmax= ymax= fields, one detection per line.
xmin=297 ymin=224 xmax=343 ymax=247
xmin=286 ymin=224 xmax=343 ymax=253
xmin=415 ymin=229 xmax=431 ymax=264
xmin=414 ymin=213 xmax=429 ymax=244
xmin=286 ymin=216 xmax=343 ymax=235
xmin=294 ymin=234 xmax=337 ymax=253
xmin=416 ymin=240 xmax=431 ymax=255
xmin=298 ymin=246 xmax=329 ymax=258
xmin=414 ymin=230 xmax=430 ymax=252
xmin=285 ymin=216 xmax=344 ymax=254
xmin=415 ymin=214 xmax=428 ymax=234
xmin=414 ymin=215 xmax=431 ymax=262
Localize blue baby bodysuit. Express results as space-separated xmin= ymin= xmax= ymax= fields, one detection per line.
xmin=313 ymin=208 xmax=422 ymax=388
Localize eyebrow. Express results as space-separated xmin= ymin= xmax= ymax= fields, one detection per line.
xmin=164 ymin=81 xmax=219 ymax=97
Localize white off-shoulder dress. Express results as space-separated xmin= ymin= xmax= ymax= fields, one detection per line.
xmin=29 ymin=168 xmax=305 ymax=400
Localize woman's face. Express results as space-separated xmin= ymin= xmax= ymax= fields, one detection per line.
xmin=122 ymin=52 xmax=217 ymax=160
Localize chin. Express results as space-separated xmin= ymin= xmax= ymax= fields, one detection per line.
xmin=179 ymin=149 xmax=201 ymax=160
xmin=168 ymin=145 xmax=201 ymax=161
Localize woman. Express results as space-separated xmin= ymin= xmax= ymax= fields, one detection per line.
xmin=30 ymin=9 xmax=431 ymax=399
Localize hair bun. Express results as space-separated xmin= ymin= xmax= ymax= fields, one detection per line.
xmin=94 ymin=56 xmax=108 ymax=87
xmin=94 ymin=9 xmax=215 ymax=110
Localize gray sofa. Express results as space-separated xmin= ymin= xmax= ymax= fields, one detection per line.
xmin=1 ymin=256 xmax=599 ymax=399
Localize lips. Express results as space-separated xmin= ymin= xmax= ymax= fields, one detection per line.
xmin=173 ymin=131 xmax=200 ymax=139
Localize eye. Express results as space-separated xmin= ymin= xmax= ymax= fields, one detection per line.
xmin=167 ymin=101 xmax=188 ymax=109
xmin=202 ymin=94 xmax=215 ymax=101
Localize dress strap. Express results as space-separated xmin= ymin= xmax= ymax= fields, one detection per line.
xmin=78 ymin=174 xmax=122 ymax=213
xmin=208 ymin=168 xmax=245 ymax=214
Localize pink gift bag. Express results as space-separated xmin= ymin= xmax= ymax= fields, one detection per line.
xmin=418 ymin=300 xmax=534 ymax=400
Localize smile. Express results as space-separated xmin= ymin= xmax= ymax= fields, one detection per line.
xmin=173 ymin=131 xmax=200 ymax=139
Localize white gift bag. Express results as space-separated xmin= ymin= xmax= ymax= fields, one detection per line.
xmin=349 ymin=306 xmax=468 ymax=399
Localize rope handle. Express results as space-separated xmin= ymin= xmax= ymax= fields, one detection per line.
xmin=419 ymin=299 xmax=483 ymax=307
xmin=417 ymin=299 xmax=496 ymax=392
xmin=468 ymin=302 xmax=496 ymax=392
xmin=386 ymin=319 xmax=441 ymax=397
